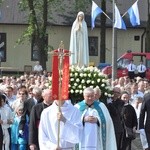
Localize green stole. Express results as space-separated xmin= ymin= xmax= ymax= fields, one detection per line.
xmin=78 ymin=100 xmax=106 ymax=150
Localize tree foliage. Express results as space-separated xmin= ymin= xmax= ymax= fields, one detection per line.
xmin=17 ymin=0 xmax=91 ymax=70
xmin=16 ymin=0 xmax=63 ymax=69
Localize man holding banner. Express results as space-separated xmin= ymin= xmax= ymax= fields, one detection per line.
xmin=38 ymin=99 xmax=83 ymax=150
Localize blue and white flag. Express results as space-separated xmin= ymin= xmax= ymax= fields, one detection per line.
xmin=91 ymin=1 xmax=103 ymax=29
xmin=127 ymin=1 xmax=140 ymax=26
xmin=114 ymin=4 xmax=126 ymax=30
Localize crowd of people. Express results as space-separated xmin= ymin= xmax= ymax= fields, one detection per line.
xmin=0 ymin=70 xmax=150 ymax=150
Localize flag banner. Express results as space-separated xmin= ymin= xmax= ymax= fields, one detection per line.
xmin=61 ymin=50 xmax=70 ymax=100
xmin=114 ymin=4 xmax=126 ymax=30
xmin=52 ymin=50 xmax=59 ymax=100
xmin=52 ymin=49 xmax=70 ymax=100
xmin=127 ymin=1 xmax=140 ymax=26
xmin=91 ymin=1 xmax=103 ymax=29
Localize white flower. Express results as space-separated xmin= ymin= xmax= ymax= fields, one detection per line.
xmin=93 ymin=73 xmax=97 ymax=77
xmin=72 ymin=86 xmax=76 ymax=89
xmin=104 ymin=92 xmax=108 ymax=96
xmin=80 ymin=90 xmax=83 ymax=94
xmin=83 ymin=68 xmax=87 ymax=71
xmin=102 ymin=79 xmax=106 ymax=83
xmin=75 ymin=90 xmax=79 ymax=93
xmin=83 ymin=86 xmax=86 ymax=89
xmin=91 ymin=81 xmax=95 ymax=84
xmin=70 ymin=73 xmax=73 ymax=77
xmin=89 ymin=67 xmax=94 ymax=72
xmin=80 ymin=73 xmax=84 ymax=77
xmin=78 ymin=85 xmax=82 ymax=89
xmin=75 ymin=73 xmax=78 ymax=76
xmin=101 ymin=84 xmax=105 ymax=87
xmin=86 ymin=80 xmax=91 ymax=84
xmin=48 ymin=76 xmax=52 ymax=81
xmin=98 ymin=72 xmax=103 ymax=76
xmin=97 ymin=79 xmax=100 ymax=83
xmin=84 ymin=73 xmax=87 ymax=77
xmin=88 ymin=74 xmax=91 ymax=77
xmin=76 ymin=78 xmax=80 ymax=82
xmin=70 ymin=78 xmax=74 ymax=81
xmin=81 ymin=79 xmax=85 ymax=84
xmin=74 ymin=83 xmax=78 ymax=86
xmin=70 ymin=89 xmax=74 ymax=93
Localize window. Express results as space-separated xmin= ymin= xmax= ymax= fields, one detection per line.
xmin=0 ymin=33 xmax=6 ymax=62
xmin=88 ymin=37 xmax=98 ymax=56
xmin=134 ymin=36 xmax=140 ymax=41
xmin=117 ymin=58 xmax=130 ymax=69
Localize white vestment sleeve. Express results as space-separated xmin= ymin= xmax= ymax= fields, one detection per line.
xmin=60 ymin=108 xmax=83 ymax=144
xmin=38 ymin=111 xmax=57 ymax=150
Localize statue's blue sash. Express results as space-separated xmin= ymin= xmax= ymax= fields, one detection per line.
xmin=78 ymin=100 xmax=106 ymax=150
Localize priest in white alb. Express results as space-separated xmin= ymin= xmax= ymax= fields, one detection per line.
xmin=75 ymin=87 xmax=117 ymax=150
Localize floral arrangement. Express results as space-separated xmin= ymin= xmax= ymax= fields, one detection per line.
xmin=49 ymin=66 xmax=113 ymax=103
xmin=69 ymin=66 xmax=113 ymax=103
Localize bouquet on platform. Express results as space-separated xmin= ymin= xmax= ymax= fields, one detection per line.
xmin=49 ymin=66 xmax=113 ymax=103
xmin=69 ymin=66 xmax=113 ymax=103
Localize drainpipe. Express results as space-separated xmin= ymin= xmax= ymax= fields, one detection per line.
xmin=141 ymin=28 xmax=146 ymax=53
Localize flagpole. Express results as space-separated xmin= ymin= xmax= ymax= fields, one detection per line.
xmin=112 ymin=0 xmax=116 ymax=81
xmin=112 ymin=0 xmax=117 ymax=82
xmin=102 ymin=12 xmax=111 ymax=21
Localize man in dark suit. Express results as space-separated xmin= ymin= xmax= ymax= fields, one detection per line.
xmin=29 ymin=89 xmax=53 ymax=150
xmin=139 ymin=92 xmax=150 ymax=150
xmin=107 ymin=87 xmax=124 ymax=150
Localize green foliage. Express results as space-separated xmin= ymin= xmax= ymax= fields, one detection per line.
xmin=74 ymin=0 xmax=91 ymax=12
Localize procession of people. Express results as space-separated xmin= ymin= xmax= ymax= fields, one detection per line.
xmin=0 ymin=11 xmax=150 ymax=150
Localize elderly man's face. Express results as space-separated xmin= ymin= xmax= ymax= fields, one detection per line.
xmin=84 ymin=92 xmax=95 ymax=105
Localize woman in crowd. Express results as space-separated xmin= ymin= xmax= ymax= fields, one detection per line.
xmin=121 ymin=91 xmax=138 ymax=150
xmin=0 ymin=94 xmax=14 ymax=150
xmin=11 ymin=103 xmax=28 ymax=150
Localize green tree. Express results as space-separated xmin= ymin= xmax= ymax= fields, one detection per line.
xmin=17 ymin=0 xmax=63 ymax=70
xmin=17 ymin=0 xmax=91 ymax=70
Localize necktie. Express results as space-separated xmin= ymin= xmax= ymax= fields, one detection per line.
xmin=131 ymin=64 xmax=132 ymax=71
xmin=141 ymin=65 xmax=142 ymax=71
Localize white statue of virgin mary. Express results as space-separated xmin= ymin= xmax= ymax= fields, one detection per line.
xmin=69 ymin=11 xmax=89 ymax=67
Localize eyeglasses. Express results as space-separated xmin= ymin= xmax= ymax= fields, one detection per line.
xmin=19 ymin=93 xmax=25 ymax=95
